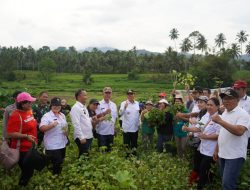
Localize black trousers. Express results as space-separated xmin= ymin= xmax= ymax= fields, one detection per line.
xmin=123 ymin=131 xmax=138 ymax=150
xmin=193 ymin=148 xmax=202 ymax=172
xmin=37 ymin=126 xmax=44 ymax=146
xmin=46 ymin=148 xmax=66 ymax=175
xmin=197 ymin=153 xmax=215 ymax=190
xmin=98 ymin=134 xmax=114 ymax=152
xmin=18 ymin=152 xmax=35 ymax=186
xmin=75 ymin=138 xmax=93 ymax=157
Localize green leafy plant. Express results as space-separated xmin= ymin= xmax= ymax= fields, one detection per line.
xmin=147 ymin=108 xmax=165 ymax=127
xmin=170 ymin=104 xmax=185 ymax=116
xmin=171 ymin=70 xmax=197 ymax=87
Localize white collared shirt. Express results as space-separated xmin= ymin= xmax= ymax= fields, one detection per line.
xmin=70 ymin=101 xmax=93 ymax=140
xmin=238 ymin=95 xmax=250 ymax=115
xmin=195 ymin=112 xmax=220 ymax=157
xmin=218 ymin=106 xmax=250 ymax=160
xmin=96 ymin=99 xmax=118 ymax=135
xmin=119 ymin=100 xmax=140 ymax=132
xmin=40 ymin=111 xmax=68 ymax=150
xmin=191 ymin=101 xmax=200 ymax=113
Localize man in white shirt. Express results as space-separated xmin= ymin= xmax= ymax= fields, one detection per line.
xmin=119 ymin=89 xmax=140 ymax=156
xmin=96 ymin=87 xmax=117 ymax=152
xmin=233 ymin=80 xmax=250 ymax=149
xmin=212 ymin=89 xmax=250 ymax=190
xmin=233 ymin=80 xmax=250 ymax=114
xmin=186 ymin=86 xmax=203 ymax=113
xmin=70 ymin=89 xmax=94 ymax=157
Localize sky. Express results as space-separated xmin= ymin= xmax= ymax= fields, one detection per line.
xmin=0 ymin=0 xmax=249 ymax=52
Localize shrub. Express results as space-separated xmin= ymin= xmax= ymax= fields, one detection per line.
xmin=128 ymin=71 xmax=139 ymax=80
xmin=83 ymin=70 xmax=94 ymax=85
xmin=3 ymin=71 xmax=16 ymax=81
xmin=15 ymin=71 xmax=26 ymax=81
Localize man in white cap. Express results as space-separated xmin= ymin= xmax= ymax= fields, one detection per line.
xmin=96 ymin=87 xmax=117 ymax=152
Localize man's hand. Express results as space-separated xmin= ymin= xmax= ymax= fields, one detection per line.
xmin=51 ymin=121 xmax=59 ymax=127
xmin=104 ymin=109 xmax=111 ymax=115
xmin=197 ymin=133 xmax=207 ymax=139
xmin=211 ymin=114 xmax=222 ymax=124
xmin=185 ymin=84 xmax=190 ymax=91
xmin=213 ymin=150 xmax=218 ymax=161
xmin=80 ymin=138 xmax=87 ymax=144
xmin=124 ymin=101 xmax=129 ymax=109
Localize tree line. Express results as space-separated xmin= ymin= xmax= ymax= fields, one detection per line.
xmin=0 ymin=29 xmax=250 ymax=87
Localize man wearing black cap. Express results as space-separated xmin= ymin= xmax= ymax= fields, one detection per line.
xmin=212 ymin=89 xmax=250 ymax=190
xmin=119 ymin=89 xmax=140 ymax=156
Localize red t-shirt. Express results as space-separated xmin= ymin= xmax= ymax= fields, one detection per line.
xmin=7 ymin=110 xmax=37 ymax=152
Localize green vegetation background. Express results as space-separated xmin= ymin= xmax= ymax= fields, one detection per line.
xmin=0 ymin=72 xmax=250 ymax=190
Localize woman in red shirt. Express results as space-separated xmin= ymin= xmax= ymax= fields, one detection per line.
xmin=7 ymin=92 xmax=37 ymax=186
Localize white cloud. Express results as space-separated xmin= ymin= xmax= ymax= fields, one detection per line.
xmin=0 ymin=0 xmax=250 ymax=52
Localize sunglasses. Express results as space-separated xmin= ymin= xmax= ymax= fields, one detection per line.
xmin=22 ymin=101 xmax=32 ymax=104
xmin=104 ymin=92 xmax=111 ymax=94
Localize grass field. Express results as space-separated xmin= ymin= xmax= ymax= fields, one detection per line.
xmin=1 ymin=71 xmax=174 ymax=105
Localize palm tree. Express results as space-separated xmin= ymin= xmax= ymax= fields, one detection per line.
xmin=189 ymin=31 xmax=200 ymax=55
xmin=180 ymin=38 xmax=192 ymax=72
xmin=230 ymin=43 xmax=241 ymax=59
xmin=236 ymin=30 xmax=249 ymax=56
xmin=215 ymin=33 xmax=226 ymax=49
xmin=180 ymin=38 xmax=192 ymax=53
xmin=197 ymin=34 xmax=208 ymax=53
xmin=246 ymin=42 xmax=250 ymax=56
xmin=169 ymin=28 xmax=179 ymax=51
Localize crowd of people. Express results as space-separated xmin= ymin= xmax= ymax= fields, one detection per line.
xmin=1 ymin=80 xmax=250 ymax=190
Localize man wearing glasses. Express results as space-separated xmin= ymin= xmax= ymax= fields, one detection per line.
xmin=212 ymin=89 xmax=250 ymax=190
xmin=96 ymin=87 xmax=117 ymax=152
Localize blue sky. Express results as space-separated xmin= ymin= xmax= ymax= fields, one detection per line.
xmin=0 ymin=0 xmax=249 ymax=52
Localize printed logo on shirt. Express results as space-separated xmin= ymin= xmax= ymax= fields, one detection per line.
xmin=24 ymin=116 xmax=35 ymax=123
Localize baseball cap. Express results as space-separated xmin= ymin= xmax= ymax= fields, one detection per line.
xmin=220 ymin=89 xmax=239 ymax=99
xmin=174 ymin=94 xmax=183 ymax=100
xmin=197 ymin=96 xmax=209 ymax=103
xmin=16 ymin=92 xmax=36 ymax=103
xmin=103 ymin=87 xmax=112 ymax=93
xmin=127 ymin=89 xmax=135 ymax=94
xmin=61 ymin=99 xmax=67 ymax=106
xmin=158 ymin=92 xmax=167 ymax=97
xmin=158 ymin=99 xmax=169 ymax=105
xmin=233 ymin=80 xmax=247 ymax=88
xmin=89 ymin=98 xmax=100 ymax=105
xmin=50 ymin=97 xmax=62 ymax=106
xmin=145 ymin=100 xmax=154 ymax=105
